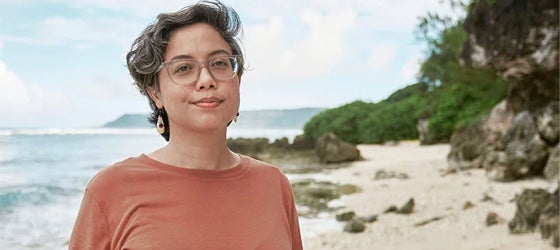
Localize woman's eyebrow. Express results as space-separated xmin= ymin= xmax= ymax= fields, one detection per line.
xmin=169 ymin=54 xmax=194 ymax=61
xmin=168 ymin=49 xmax=231 ymax=61
xmin=208 ymin=49 xmax=231 ymax=57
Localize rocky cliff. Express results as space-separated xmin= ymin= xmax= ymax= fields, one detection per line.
xmin=447 ymin=1 xmax=558 ymax=246
xmin=448 ymin=0 xmax=559 ymax=183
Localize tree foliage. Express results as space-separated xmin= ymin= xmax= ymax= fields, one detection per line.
xmin=303 ymin=0 xmax=509 ymax=144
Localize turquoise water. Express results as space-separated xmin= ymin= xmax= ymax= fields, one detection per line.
xmin=0 ymin=128 xmax=303 ymax=249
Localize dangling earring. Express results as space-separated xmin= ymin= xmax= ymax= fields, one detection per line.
xmin=156 ymin=109 xmax=165 ymax=134
xmin=227 ymin=112 xmax=239 ymax=127
xmin=233 ymin=112 xmax=239 ymax=123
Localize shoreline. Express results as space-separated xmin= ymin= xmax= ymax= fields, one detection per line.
xmin=302 ymin=141 xmax=555 ymax=250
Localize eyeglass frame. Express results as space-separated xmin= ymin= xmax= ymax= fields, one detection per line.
xmin=156 ymin=55 xmax=241 ymax=86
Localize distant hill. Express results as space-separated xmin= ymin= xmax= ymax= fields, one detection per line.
xmin=103 ymin=113 xmax=152 ymax=128
xmin=102 ymin=108 xmax=325 ymax=129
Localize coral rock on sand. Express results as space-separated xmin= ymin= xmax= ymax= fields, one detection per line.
xmin=486 ymin=211 xmax=505 ymax=226
xmin=315 ymin=133 xmax=361 ymax=163
xmin=343 ymin=219 xmax=366 ymax=233
xmin=336 ymin=211 xmax=355 ymax=222
xmin=509 ymin=188 xmax=559 ymax=247
xmin=398 ymin=198 xmax=415 ymax=214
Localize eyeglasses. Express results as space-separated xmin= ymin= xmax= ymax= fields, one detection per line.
xmin=157 ymin=55 xmax=240 ymax=86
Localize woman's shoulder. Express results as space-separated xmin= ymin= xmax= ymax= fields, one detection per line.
xmin=85 ymin=155 xmax=146 ymax=193
xmin=241 ymin=155 xmax=290 ymax=180
xmin=242 ymin=155 xmax=279 ymax=172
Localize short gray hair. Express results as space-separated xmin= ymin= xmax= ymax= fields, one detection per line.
xmin=126 ymin=0 xmax=245 ymax=141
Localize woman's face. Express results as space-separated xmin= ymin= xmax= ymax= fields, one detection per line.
xmin=149 ymin=23 xmax=240 ymax=134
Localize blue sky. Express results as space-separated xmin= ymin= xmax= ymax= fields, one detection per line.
xmin=0 ymin=0 xmax=459 ymax=128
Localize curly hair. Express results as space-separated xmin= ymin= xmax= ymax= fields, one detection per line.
xmin=126 ymin=0 xmax=245 ymax=141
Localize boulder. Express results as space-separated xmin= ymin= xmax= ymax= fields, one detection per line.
xmin=501 ymin=111 xmax=550 ymax=180
xmin=290 ymin=134 xmax=315 ymax=150
xmin=509 ymin=188 xmax=559 ymax=248
xmin=343 ymin=219 xmax=366 ymax=233
xmin=535 ymin=102 xmax=560 ymax=145
xmin=447 ymin=100 xmax=514 ymax=171
xmin=315 ymin=133 xmax=361 ymax=163
xmin=508 ymin=188 xmax=555 ymax=233
xmin=336 ymin=211 xmax=355 ymax=222
xmin=447 ymin=123 xmax=487 ymax=170
xmin=544 ymin=144 xmax=559 ymax=184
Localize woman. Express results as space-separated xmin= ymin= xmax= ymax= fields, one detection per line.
xmin=69 ymin=1 xmax=303 ymax=249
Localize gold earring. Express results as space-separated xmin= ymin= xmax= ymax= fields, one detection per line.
xmin=156 ymin=112 xmax=165 ymax=134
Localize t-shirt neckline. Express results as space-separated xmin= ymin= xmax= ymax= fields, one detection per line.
xmin=139 ymin=153 xmax=249 ymax=179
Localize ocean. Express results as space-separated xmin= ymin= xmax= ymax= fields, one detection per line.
xmin=0 ymin=128 xmax=339 ymax=249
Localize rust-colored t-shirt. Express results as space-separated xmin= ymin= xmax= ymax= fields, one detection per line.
xmin=69 ymin=154 xmax=303 ymax=250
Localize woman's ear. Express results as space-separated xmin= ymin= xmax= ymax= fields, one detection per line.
xmin=147 ymin=86 xmax=163 ymax=109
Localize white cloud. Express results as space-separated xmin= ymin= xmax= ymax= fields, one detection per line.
xmin=18 ymin=16 xmax=142 ymax=47
xmin=0 ymin=60 xmax=53 ymax=114
xmin=48 ymin=0 xmax=190 ymax=17
xmin=0 ymin=0 xmax=460 ymax=127
xmin=368 ymin=43 xmax=397 ymax=71
xmin=0 ymin=42 xmax=63 ymax=116
xmin=400 ymin=54 xmax=423 ymax=83
xmin=244 ymin=8 xmax=356 ymax=81
xmin=310 ymin=0 xmax=461 ymax=31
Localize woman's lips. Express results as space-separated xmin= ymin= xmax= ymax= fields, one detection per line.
xmin=192 ymin=97 xmax=223 ymax=108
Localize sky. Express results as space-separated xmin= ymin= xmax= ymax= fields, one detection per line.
xmin=0 ymin=0 xmax=460 ymax=128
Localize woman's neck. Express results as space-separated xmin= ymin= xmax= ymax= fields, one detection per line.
xmin=150 ymin=126 xmax=238 ymax=171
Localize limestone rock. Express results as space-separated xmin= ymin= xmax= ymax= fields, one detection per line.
xmin=384 ymin=198 xmax=415 ymax=215
xmin=463 ymin=201 xmax=475 ymax=210
xmin=544 ymin=144 xmax=559 ymax=184
xmin=447 ymin=123 xmax=488 ymax=170
xmin=539 ymin=188 xmax=559 ymax=248
xmin=291 ymin=179 xmax=341 ymax=214
xmin=508 ymin=188 xmax=555 ymax=234
xmin=501 ymin=112 xmax=549 ymax=180
xmin=535 ymin=102 xmax=560 ymax=145
xmin=336 ymin=211 xmax=355 ymax=222
xmin=447 ymin=100 xmax=514 ymax=171
xmin=290 ymin=134 xmax=315 ymax=150
xmin=374 ymin=169 xmax=409 ymax=180
xmin=398 ymin=198 xmax=415 ymax=214
xmin=383 ymin=205 xmax=398 ymax=213
xmin=486 ymin=211 xmax=505 ymax=226
xmin=315 ymin=133 xmax=361 ymax=163
xmin=343 ymin=219 xmax=366 ymax=233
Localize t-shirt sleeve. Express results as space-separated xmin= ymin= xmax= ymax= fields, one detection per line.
xmin=69 ymin=189 xmax=111 ymax=250
xmin=279 ymin=172 xmax=303 ymax=250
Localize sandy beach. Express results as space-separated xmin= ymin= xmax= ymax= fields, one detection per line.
xmin=303 ymin=141 xmax=555 ymax=250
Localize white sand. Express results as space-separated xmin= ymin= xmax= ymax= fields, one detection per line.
xmin=303 ymin=141 xmax=556 ymax=250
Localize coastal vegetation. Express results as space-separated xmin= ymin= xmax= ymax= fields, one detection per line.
xmin=303 ymin=1 xmax=508 ymax=144
xmin=304 ymin=0 xmax=558 ymax=247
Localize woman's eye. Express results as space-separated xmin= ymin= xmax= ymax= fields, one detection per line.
xmin=174 ymin=64 xmax=194 ymax=73
xmin=211 ymin=59 xmax=229 ymax=67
